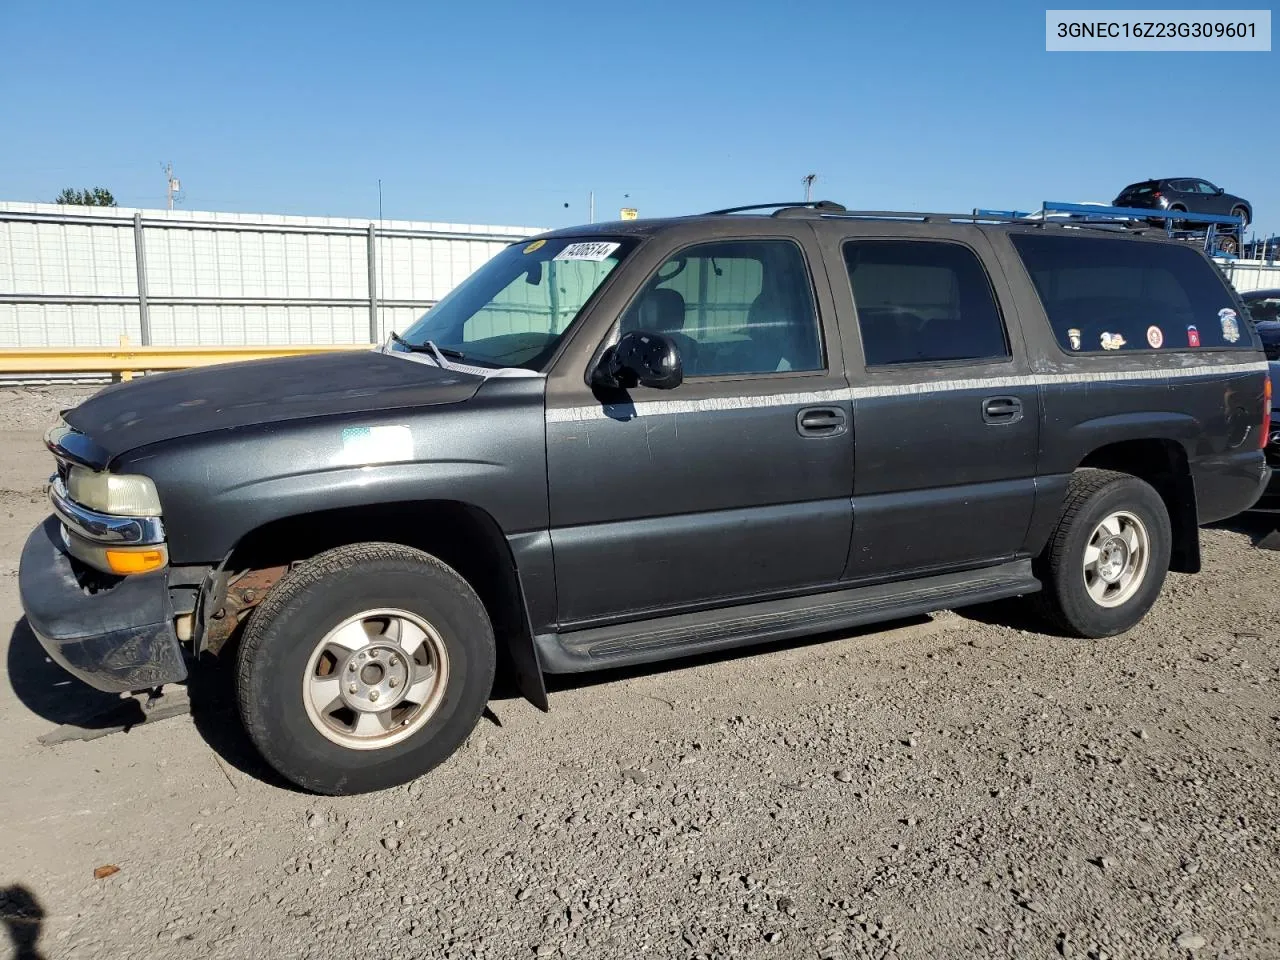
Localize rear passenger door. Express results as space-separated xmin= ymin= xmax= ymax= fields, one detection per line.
xmin=1170 ymin=180 xmax=1199 ymax=212
xmin=824 ymin=227 xmax=1041 ymax=581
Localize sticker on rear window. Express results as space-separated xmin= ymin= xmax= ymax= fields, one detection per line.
xmin=1187 ymin=325 xmax=1201 ymax=347
xmin=1219 ymin=308 xmax=1240 ymax=343
xmin=1100 ymin=332 xmax=1126 ymax=351
xmin=1066 ymin=328 xmax=1082 ymax=350
xmin=554 ymin=242 xmax=620 ymax=262
xmin=1146 ymin=325 xmax=1164 ymax=349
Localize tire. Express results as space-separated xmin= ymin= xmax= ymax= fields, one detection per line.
xmin=1218 ymin=234 xmax=1239 ymax=256
xmin=236 ymin=542 xmax=496 ymax=794
xmin=1231 ymin=205 xmax=1250 ymax=230
xmin=1030 ymin=469 xmax=1171 ymax=638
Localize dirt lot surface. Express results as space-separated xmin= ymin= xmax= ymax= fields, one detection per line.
xmin=1 ymin=386 xmax=1278 ymax=960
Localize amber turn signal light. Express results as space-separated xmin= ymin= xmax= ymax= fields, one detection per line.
xmin=104 ymin=548 xmax=167 ymax=575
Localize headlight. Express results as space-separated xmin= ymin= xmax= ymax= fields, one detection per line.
xmin=67 ymin=466 xmax=162 ymax=517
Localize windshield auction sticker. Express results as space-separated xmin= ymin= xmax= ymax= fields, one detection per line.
xmin=1046 ymin=10 xmax=1271 ymax=50
xmin=554 ymin=242 xmax=621 ymax=262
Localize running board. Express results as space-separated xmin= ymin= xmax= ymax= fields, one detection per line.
xmin=534 ymin=560 xmax=1040 ymax=673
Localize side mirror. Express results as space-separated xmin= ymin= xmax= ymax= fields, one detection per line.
xmin=1215 ymin=186 xmax=1225 ymax=195
xmin=592 ymin=330 xmax=683 ymax=391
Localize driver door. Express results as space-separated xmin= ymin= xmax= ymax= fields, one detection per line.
xmin=544 ymin=229 xmax=854 ymax=627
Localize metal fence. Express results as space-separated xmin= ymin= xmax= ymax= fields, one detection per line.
xmin=3 ymin=202 xmax=1278 ymax=355
xmin=1220 ymin=259 xmax=1280 ymax=294
xmin=0 ymin=202 xmax=542 ymax=349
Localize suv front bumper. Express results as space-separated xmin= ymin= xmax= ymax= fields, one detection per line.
xmin=19 ymin=516 xmax=187 ymax=693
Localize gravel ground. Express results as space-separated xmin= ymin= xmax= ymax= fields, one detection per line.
xmin=0 ymin=386 xmax=99 ymax=433
xmin=0 ymin=390 xmax=1278 ymax=960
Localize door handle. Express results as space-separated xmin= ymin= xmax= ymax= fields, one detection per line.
xmin=797 ymin=406 xmax=848 ymax=438
xmin=982 ymin=396 xmax=1023 ymax=424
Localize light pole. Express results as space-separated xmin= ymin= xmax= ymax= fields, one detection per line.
xmin=164 ymin=162 xmax=181 ymax=210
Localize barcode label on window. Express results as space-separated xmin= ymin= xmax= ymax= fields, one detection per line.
xmin=555 ymin=242 xmax=620 ymax=262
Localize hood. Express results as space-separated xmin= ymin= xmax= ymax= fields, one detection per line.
xmin=63 ymin=350 xmax=484 ymax=460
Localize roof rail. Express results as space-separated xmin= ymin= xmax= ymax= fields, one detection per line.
xmin=702 ymin=200 xmax=847 ymax=216
xmin=700 ymin=202 xmax=1242 ymax=253
xmin=782 ymin=209 xmax=1035 ymax=224
xmin=1024 ymin=202 xmax=1243 ymax=253
xmin=1039 ymin=201 xmax=1244 ymax=227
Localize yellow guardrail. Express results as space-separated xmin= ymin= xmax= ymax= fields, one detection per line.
xmin=0 ymin=344 xmax=371 ymax=379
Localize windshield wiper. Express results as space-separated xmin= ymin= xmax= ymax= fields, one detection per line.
xmin=391 ymin=330 xmax=473 ymax=360
xmin=389 ymin=332 xmax=466 ymax=359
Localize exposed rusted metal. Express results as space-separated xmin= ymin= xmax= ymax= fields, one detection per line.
xmin=202 ymin=565 xmax=288 ymax=654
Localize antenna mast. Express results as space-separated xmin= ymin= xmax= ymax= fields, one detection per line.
xmin=802 ymin=173 xmax=817 ymax=203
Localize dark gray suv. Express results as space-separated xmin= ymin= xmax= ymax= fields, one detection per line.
xmin=18 ymin=202 xmax=1272 ymax=793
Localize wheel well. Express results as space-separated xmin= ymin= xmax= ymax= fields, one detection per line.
xmin=212 ymin=501 xmax=547 ymax=708
xmin=1079 ymin=439 xmax=1199 ymax=573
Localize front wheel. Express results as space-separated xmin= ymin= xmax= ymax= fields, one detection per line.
xmin=236 ymin=543 xmax=496 ymax=794
xmin=1031 ymin=469 xmax=1171 ymax=638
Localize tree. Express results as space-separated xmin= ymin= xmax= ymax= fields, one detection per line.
xmin=54 ymin=187 xmax=116 ymax=206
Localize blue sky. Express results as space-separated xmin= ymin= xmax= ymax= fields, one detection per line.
xmin=0 ymin=1 xmax=1275 ymax=234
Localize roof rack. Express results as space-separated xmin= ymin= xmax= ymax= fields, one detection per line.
xmin=705 ymin=202 xmax=1036 ymax=224
xmin=981 ymin=201 xmax=1244 ymax=228
xmin=803 ymin=210 xmax=1024 ymax=223
xmin=703 ymin=200 xmax=1244 ymax=254
xmin=993 ymin=202 xmax=1245 ymax=254
xmin=702 ymin=200 xmax=847 ymax=216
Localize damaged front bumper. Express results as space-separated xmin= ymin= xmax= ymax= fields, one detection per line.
xmin=19 ymin=516 xmax=187 ymax=693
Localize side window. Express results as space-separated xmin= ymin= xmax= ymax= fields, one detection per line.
xmin=622 ymin=239 xmax=823 ymax=376
xmin=1195 ymin=180 xmax=1218 ymax=194
xmin=1009 ymin=233 xmax=1250 ymax=352
xmin=843 ymin=240 xmax=1009 ymax=366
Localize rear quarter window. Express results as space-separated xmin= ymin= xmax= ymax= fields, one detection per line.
xmin=1009 ymin=233 xmax=1251 ymax=354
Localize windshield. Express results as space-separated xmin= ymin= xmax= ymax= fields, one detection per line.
xmin=394 ymin=237 xmax=637 ymax=371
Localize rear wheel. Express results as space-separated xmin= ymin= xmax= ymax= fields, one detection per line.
xmin=1031 ymin=469 xmax=1171 ymax=638
xmin=236 ymin=542 xmax=495 ymax=794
